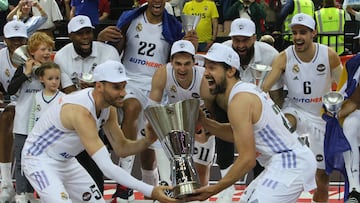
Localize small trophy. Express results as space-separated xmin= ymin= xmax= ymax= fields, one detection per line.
xmin=12 ymin=45 xmax=30 ymax=66
xmin=12 ymin=45 xmax=41 ymax=74
xmin=323 ymin=91 xmax=344 ymax=114
xmin=180 ymin=14 xmax=200 ymax=33
xmin=250 ymin=64 xmax=272 ymax=87
xmin=144 ymin=99 xmax=201 ymax=199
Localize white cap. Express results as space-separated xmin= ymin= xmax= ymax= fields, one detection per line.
xmin=289 ymin=13 xmax=315 ymax=30
xmin=3 ymin=20 xmax=28 ymax=39
xmin=93 ymin=60 xmax=130 ymax=83
xmin=171 ymin=40 xmax=195 ymax=56
xmin=196 ymin=43 xmax=240 ymax=70
xmin=68 ymin=15 xmax=94 ymax=33
xmin=229 ymin=18 xmax=255 ymax=37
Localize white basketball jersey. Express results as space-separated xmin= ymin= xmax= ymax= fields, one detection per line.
xmin=229 ymin=82 xmax=302 ymax=166
xmin=165 ymin=64 xmax=205 ymax=104
xmin=32 ymin=90 xmax=65 ymax=126
xmin=0 ymin=48 xmax=17 ymax=92
xmin=284 ymin=44 xmax=332 ymax=116
xmin=24 ymin=88 xmax=110 ymax=161
xmin=122 ymin=14 xmax=171 ymax=91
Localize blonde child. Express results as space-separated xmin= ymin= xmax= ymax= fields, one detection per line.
xmin=28 ymin=62 xmax=64 ymax=132
xmin=7 ymin=32 xmax=54 ymax=203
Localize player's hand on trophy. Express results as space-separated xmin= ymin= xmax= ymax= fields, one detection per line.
xmin=150 ymin=185 xmax=177 ymax=203
xmin=185 ymin=185 xmax=217 ymax=202
xmin=144 ymin=123 xmax=158 ymax=145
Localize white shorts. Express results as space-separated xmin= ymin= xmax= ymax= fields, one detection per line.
xmin=124 ymin=84 xmax=168 ymax=145
xmin=193 ymin=135 xmax=216 ymax=166
xmin=22 ymin=153 xmax=105 ymax=202
xmin=282 ymin=102 xmax=326 ymax=169
xmin=240 ymin=145 xmax=316 ymax=203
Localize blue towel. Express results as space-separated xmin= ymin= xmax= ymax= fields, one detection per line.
xmin=116 ymin=5 xmax=185 ymax=45
xmin=322 ymin=113 xmax=350 ymax=201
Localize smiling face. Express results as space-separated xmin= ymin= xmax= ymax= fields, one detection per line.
xmin=203 ymin=60 xmax=228 ymax=95
xmin=231 ymin=35 xmax=256 ymax=59
xmin=291 ymin=25 xmax=316 ymax=53
xmin=70 ymin=27 xmax=94 ymax=58
xmin=146 ymin=0 xmax=166 ymax=23
xmin=100 ymin=81 xmax=127 ymax=108
xmin=171 ymin=52 xmax=194 ymax=86
xmin=30 ymin=43 xmax=52 ymax=63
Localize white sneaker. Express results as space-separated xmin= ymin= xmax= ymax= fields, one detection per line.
xmin=14 ymin=194 xmax=27 ymax=203
xmin=215 ymin=185 xmax=235 ymax=203
xmin=110 ymin=195 xmax=135 ymax=203
xmin=0 ymin=184 xmax=15 ymax=203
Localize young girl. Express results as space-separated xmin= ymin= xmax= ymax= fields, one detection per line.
xmin=7 ymin=32 xmax=54 ymax=203
xmin=28 ymin=62 xmax=64 ymax=132
xmin=6 ymin=0 xmax=47 ymax=37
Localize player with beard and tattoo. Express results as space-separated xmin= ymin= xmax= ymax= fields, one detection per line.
xmin=200 ymin=18 xmax=280 ymax=203
xmin=53 ymin=15 xmax=120 ymax=195
xmin=262 ymin=13 xmax=342 ymax=203
xmin=188 ymin=42 xmax=316 ymax=203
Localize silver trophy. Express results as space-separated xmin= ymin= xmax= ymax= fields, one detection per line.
xmin=180 ymin=14 xmax=200 ymax=33
xmin=250 ymin=64 xmax=272 ymax=87
xmin=12 ymin=45 xmax=30 ymax=66
xmin=12 ymin=45 xmax=40 ymax=74
xmin=144 ymin=99 xmax=201 ymax=199
xmin=323 ymin=91 xmax=344 ymax=114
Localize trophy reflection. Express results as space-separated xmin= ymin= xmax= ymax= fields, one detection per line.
xmin=181 ymin=14 xmax=200 ymax=33
xmin=250 ymin=64 xmax=272 ymax=88
xmin=323 ymin=91 xmax=344 ymax=114
xmin=144 ymin=99 xmax=201 ymax=199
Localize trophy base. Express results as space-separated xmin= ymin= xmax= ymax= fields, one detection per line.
xmin=173 ymin=181 xmax=201 ymax=199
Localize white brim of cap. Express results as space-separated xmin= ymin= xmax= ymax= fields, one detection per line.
xmin=228 ymin=32 xmax=253 ymax=37
xmin=354 ymin=35 xmax=360 ymax=39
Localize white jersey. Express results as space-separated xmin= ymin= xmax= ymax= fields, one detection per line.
xmin=229 ymin=82 xmax=304 ymax=166
xmin=28 ymin=90 xmax=65 ymax=133
xmin=54 ymin=41 xmax=121 ymax=89
xmin=0 ymin=47 xmax=18 ymax=101
xmin=165 ymin=64 xmax=205 ymax=104
xmin=284 ymin=43 xmax=332 ymax=116
xmin=122 ymin=13 xmax=171 ymax=91
xmin=23 ymin=88 xmax=110 ymax=161
xmin=13 ymin=68 xmax=43 ymax=135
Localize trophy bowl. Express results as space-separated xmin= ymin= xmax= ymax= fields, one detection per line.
xmin=145 ymin=99 xmax=201 ymax=199
xmin=181 ymin=14 xmax=200 ymax=33
xmin=12 ymin=45 xmax=29 ymax=67
xmin=78 ymin=72 xmax=94 ymax=83
xmin=250 ymin=64 xmax=272 ymax=87
xmin=323 ymin=91 xmax=344 ymax=113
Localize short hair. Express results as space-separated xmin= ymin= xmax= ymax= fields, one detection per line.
xmin=28 ymin=32 xmax=55 ymax=53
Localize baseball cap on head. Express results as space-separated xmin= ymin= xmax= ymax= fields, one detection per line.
xmin=229 ymin=18 xmax=255 ymax=37
xmin=4 ymin=20 xmax=28 ymax=39
xmin=196 ymin=43 xmax=240 ymax=70
xmin=289 ymin=13 xmax=315 ymax=30
xmin=93 ymin=60 xmax=130 ymax=83
xmin=171 ymin=40 xmax=195 ymax=56
xmin=68 ymin=15 xmax=94 ymax=33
